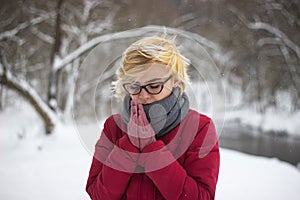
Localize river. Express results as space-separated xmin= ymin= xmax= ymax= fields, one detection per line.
xmin=219 ymin=124 xmax=300 ymax=167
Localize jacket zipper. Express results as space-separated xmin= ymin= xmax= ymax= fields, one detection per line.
xmin=140 ymin=174 xmax=144 ymax=199
xmin=137 ymin=173 xmax=142 ymax=199
xmin=153 ymin=184 xmax=156 ymax=200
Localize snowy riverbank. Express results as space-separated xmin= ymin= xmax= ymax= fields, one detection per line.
xmin=1 ymin=106 xmax=300 ymax=199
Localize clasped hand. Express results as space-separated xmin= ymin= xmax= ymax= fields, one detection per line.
xmin=127 ymin=100 xmax=156 ymax=151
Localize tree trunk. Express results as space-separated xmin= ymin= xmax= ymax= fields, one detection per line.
xmin=0 ymin=84 xmax=3 ymax=111
xmin=48 ymin=0 xmax=63 ymax=112
xmin=63 ymin=58 xmax=80 ymax=121
xmin=0 ymin=69 xmax=57 ymax=134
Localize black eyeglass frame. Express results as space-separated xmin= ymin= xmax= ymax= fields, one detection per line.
xmin=123 ymin=75 xmax=172 ymax=95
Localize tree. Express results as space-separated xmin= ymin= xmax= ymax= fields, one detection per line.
xmin=229 ymin=0 xmax=300 ymax=111
xmin=0 ymin=0 xmax=119 ymax=133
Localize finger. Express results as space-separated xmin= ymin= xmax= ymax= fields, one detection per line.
xmin=128 ymin=119 xmax=139 ymax=138
xmin=137 ymin=114 xmax=146 ymax=138
xmin=138 ymin=104 xmax=149 ymax=125
xmin=137 ymin=109 xmax=144 ymax=127
xmin=137 ymin=104 xmax=144 ymax=119
xmin=130 ymin=100 xmax=137 ymax=117
xmin=131 ymin=99 xmax=136 ymax=107
xmin=136 ymin=102 xmax=140 ymax=117
xmin=137 ymin=104 xmax=155 ymax=138
xmin=128 ymin=101 xmax=139 ymax=137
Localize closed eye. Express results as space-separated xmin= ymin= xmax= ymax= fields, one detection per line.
xmin=148 ymin=83 xmax=161 ymax=89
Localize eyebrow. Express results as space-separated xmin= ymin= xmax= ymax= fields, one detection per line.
xmin=132 ymin=77 xmax=166 ymax=85
xmin=145 ymin=78 xmax=163 ymax=83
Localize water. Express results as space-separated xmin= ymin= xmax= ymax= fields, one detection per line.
xmin=219 ymin=125 xmax=300 ymax=167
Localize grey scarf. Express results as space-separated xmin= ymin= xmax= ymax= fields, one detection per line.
xmin=121 ymin=87 xmax=190 ymax=138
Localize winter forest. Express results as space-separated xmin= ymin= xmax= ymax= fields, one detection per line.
xmin=1 ymin=0 xmax=300 ymax=199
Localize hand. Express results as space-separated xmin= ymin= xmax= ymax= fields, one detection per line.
xmin=136 ymin=103 xmax=156 ymax=150
xmin=127 ymin=100 xmax=156 ymax=151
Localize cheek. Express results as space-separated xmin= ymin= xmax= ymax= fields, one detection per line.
xmin=155 ymin=88 xmax=172 ymax=101
xmin=130 ymin=95 xmax=139 ymax=101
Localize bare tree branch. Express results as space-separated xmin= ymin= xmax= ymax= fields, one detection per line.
xmin=48 ymin=0 xmax=64 ymax=112
xmin=248 ymin=22 xmax=300 ymax=60
xmin=278 ymin=44 xmax=300 ymax=96
xmin=257 ymin=37 xmax=281 ymax=47
xmin=0 ymin=13 xmax=55 ymax=41
xmin=30 ymin=27 xmax=54 ymax=44
xmin=0 ymin=16 xmax=15 ymax=29
xmin=170 ymin=13 xmax=197 ymax=27
xmin=55 ymin=25 xmax=221 ymax=71
xmin=257 ymin=36 xmax=300 ymax=96
xmin=229 ymin=5 xmax=300 ymax=61
xmin=263 ymin=2 xmax=300 ymax=26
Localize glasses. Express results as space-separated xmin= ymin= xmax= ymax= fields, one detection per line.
xmin=123 ymin=76 xmax=172 ymax=95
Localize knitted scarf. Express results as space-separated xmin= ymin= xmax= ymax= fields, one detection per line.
xmin=121 ymin=87 xmax=190 ymax=138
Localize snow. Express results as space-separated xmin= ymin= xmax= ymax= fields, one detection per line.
xmin=3 ymin=68 xmax=58 ymax=126
xmin=217 ymin=149 xmax=300 ymax=200
xmin=226 ymin=108 xmax=300 ymax=137
xmin=56 ymin=25 xmax=221 ymax=70
xmin=248 ymin=21 xmax=300 ymax=60
xmin=1 ymin=104 xmax=300 ymax=200
xmin=223 ymin=80 xmax=300 ymax=137
xmin=0 ymin=13 xmax=55 ymax=41
xmin=229 ymin=5 xmax=300 ymax=60
xmin=187 ymin=79 xmax=300 ymax=137
xmin=0 ymin=105 xmax=90 ymax=200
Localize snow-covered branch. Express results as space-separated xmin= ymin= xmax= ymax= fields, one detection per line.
xmin=279 ymin=44 xmax=300 ymax=94
xmin=229 ymin=5 xmax=300 ymax=61
xmin=255 ymin=36 xmax=300 ymax=96
xmin=257 ymin=37 xmax=281 ymax=47
xmin=263 ymin=2 xmax=300 ymax=26
xmin=170 ymin=13 xmax=197 ymax=27
xmin=0 ymin=66 xmax=58 ymax=133
xmin=55 ymin=25 xmax=220 ymax=70
xmin=30 ymin=27 xmax=54 ymax=44
xmin=171 ymin=13 xmax=206 ymax=31
xmin=0 ymin=13 xmax=55 ymax=41
xmin=227 ymin=5 xmax=249 ymax=25
xmin=0 ymin=16 xmax=15 ymax=29
xmin=64 ymin=2 xmax=83 ymax=20
xmin=248 ymin=22 xmax=300 ymax=60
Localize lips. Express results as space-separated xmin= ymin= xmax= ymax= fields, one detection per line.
xmin=137 ymin=100 xmax=153 ymax=105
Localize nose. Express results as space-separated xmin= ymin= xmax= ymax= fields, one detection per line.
xmin=137 ymin=88 xmax=151 ymax=99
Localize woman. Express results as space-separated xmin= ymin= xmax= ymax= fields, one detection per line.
xmin=86 ymin=36 xmax=220 ymax=200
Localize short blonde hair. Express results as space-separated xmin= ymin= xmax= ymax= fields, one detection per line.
xmin=112 ymin=35 xmax=190 ymax=99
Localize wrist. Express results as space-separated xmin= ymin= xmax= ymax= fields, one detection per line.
xmin=138 ymin=140 xmax=167 ymax=167
xmin=118 ymin=134 xmax=140 ymax=153
xmin=140 ymin=137 xmax=157 ymax=151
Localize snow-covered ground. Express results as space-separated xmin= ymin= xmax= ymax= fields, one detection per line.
xmin=1 ymin=105 xmax=300 ymax=200
xmin=225 ymin=108 xmax=300 ymax=137
xmin=223 ymin=81 xmax=300 ymax=137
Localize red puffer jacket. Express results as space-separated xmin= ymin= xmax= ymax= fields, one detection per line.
xmin=86 ymin=109 xmax=220 ymax=200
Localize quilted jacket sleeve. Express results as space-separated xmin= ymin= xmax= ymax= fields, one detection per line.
xmin=86 ymin=116 xmax=140 ymax=200
xmin=139 ymin=115 xmax=220 ymax=200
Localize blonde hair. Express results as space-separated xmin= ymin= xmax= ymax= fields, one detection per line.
xmin=112 ymin=35 xmax=190 ymax=99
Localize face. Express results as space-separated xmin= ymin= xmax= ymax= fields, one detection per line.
xmin=126 ymin=63 xmax=177 ymax=104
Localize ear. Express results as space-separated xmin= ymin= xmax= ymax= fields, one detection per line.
xmin=173 ymin=80 xmax=180 ymax=87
